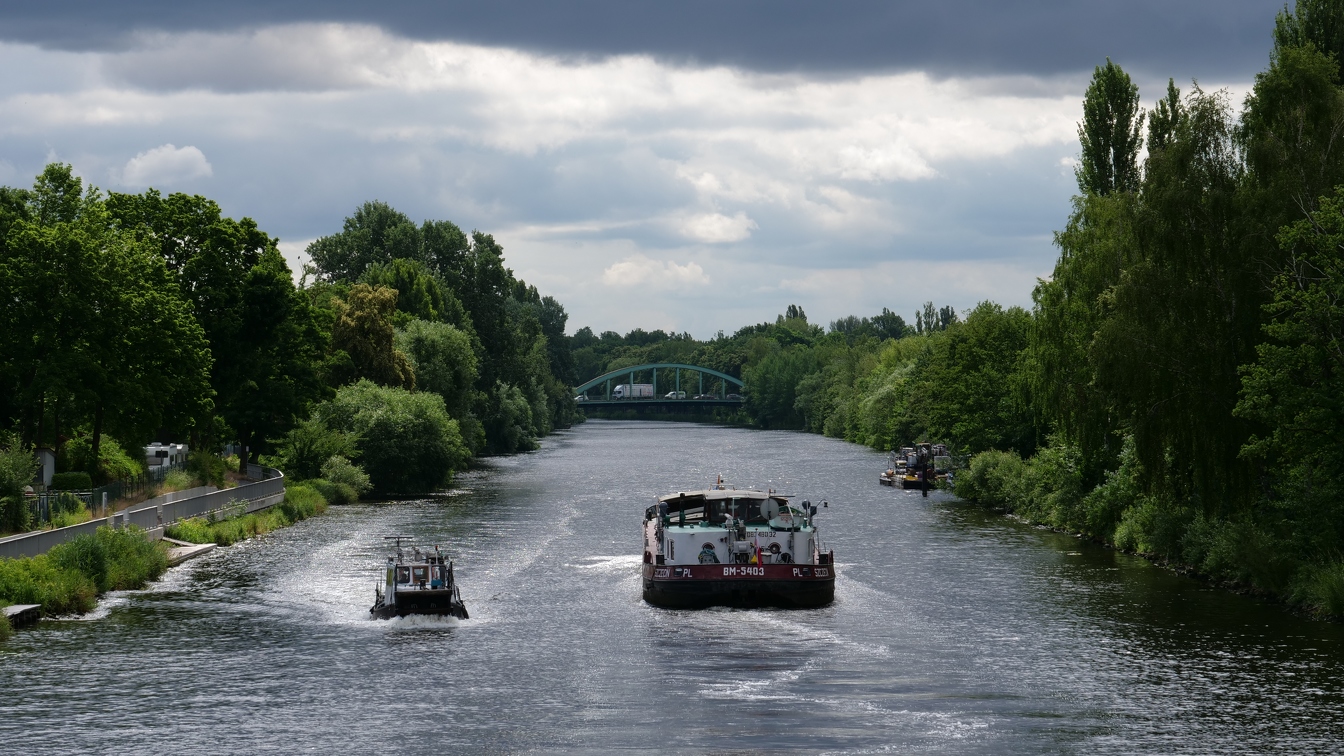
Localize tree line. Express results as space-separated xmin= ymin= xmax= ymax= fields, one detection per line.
xmin=565 ymin=1 xmax=1344 ymax=618
xmin=0 ymin=173 xmax=576 ymax=499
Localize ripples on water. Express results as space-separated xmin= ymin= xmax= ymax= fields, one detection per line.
xmin=2 ymin=420 xmax=1342 ymax=754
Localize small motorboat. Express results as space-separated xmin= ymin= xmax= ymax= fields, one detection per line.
xmin=370 ymin=536 xmax=469 ymax=620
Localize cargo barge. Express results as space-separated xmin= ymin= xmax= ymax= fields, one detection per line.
xmin=641 ymin=486 xmax=835 ymax=609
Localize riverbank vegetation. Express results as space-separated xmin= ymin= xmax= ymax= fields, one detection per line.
xmin=564 ymin=2 xmax=1344 ymax=619
xmin=0 ymin=164 xmax=577 ymax=501
xmin=165 ymin=483 xmax=328 ymax=547
xmin=0 ymin=526 xmax=169 ymax=617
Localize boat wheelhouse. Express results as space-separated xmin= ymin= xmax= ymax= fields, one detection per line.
xmin=641 ymin=487 xmax=835 ymax=609
xmin=370 ymin=537 xmax=469 ymax=620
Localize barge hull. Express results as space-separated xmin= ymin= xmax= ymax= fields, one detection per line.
xmin=641 ymin=564 xmax=835 ymax=609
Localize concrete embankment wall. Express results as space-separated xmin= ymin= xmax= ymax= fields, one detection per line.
xmin=0 ymin=470 xmax=285 ymax=561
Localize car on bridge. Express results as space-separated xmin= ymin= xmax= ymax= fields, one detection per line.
xmin=693 ymin=394 xmax=718 ymax=400
xmin=726 ymin=393 xmax=743 ymax=400
xmin=664 ymin=391 xmax=687 ymax=399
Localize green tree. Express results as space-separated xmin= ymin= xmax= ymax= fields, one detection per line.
xmin=1 ymin=166 xmax=213 ymax=472
xmin=330 ymin=284 xmax=415 ymax=389
xmin=395 ymin=319 xmax=479 ymax=420
xmin=1076 ymin=59 xmax=1143 ymax=196
xmin=306 ymin=201 xmax=421 ymax=282
xmin=362 ymin=258 xmax=470 ymax=330
xmin=106 ymin=190 xmax=325 ymax=469
xmin=315 ymin=380 xmax=469 ymax=494
xmin=1237 ymin=186 xmax=1344 ymax=556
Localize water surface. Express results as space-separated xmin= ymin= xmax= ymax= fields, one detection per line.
xmin=3 ymin=421 xmax=1342 ymax=753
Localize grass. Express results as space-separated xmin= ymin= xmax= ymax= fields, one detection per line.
xmin=165 ymin=483 xmax=329 ymax=546
xmin=0 ymin=526 xmax=171 ymax=621
xmin=0 ymin=484 xmax=330 ymax=639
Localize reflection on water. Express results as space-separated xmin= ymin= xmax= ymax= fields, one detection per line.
xmin=2 ymin=420 xmax=1342 ymax=754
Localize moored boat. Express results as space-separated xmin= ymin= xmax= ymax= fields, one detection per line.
xmin=370 ymin=537 xmax=469 ymax=620
xmin=641 ymin=485 xmax=835 ymax=609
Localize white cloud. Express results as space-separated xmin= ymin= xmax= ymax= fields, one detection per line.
xmin=120 ymin=144 xmax=212 ymax=187
xmin=601 ymin=255 xmax=709 ymax=289
xmin=0 ymin=26 xmax=1256 ymax=336
xmin=679 ymin=212 xmax=758 ymax=244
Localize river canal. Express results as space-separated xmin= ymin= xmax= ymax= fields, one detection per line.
xmin=3 ymin=420 xmax=1343 ymax=753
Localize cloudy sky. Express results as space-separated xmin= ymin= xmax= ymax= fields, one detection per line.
xmin=0 ymin=1 xmax=1281 ymax=336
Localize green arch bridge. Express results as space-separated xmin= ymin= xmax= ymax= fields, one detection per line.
xmin=574 ymin=363 xmax=744 ymax=407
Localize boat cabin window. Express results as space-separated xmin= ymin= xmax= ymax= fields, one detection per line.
xmin=412 ymin=566 xmax=429 ymax=583
xmin=396 ymin=566 xmax=411 ymax=584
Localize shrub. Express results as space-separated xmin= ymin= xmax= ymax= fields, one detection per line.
xmin=281 ymin=483 xmax=329 ymax=521
xmin=223 ymin=455 xmax=240 ymax=474
xmin=63 ymin=433 xmax=141 ymax=483
xmin=165 ymin=485 xmax=329 ymax=546
xmin=48 ymin=534 xmax=109 ymax=592
xmin=316 ymin=379 xmax=469 ymax=494
xmin=0 ymin=612 xmax=10 ymax=643
xmin=97 ymin=526 xmax=168 ymax=590
xmin=187 ymin=452 xmax=228 ymax=488
xmin=320 ymin=455 xmax=371 ymax=495
xmin=0 ymin=433 xmax=38 ymax=498
xmin=0 ymin=496 xmax=32 ymax=533
xmin=1298 ymin=562 xmax=1344 ymax=618
xmin=50 ymin=472 xmax=93 ymax=491
xmin=955 ymin=450 xmax=1028 ymax=510
xmin=161 ymin=469 xmax=195 ymax=492
xmin=164 ymin=517 xmax=215 ymax=545
xmin=307 ymin=478 xmax=358 ymax=506
xmin=0 ymin=554 xmax=97 ymax=615
xmin=267 ymin=418 xmax=359 ymax=481
xmin=50 ymin=498 xmax=91 ymax=529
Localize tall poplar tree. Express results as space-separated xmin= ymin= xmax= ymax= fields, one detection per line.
xmin=1076 ymin=59 xmax=1143 ymax=196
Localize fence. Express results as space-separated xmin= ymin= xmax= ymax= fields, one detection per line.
xmin=26 ymin=462 xmax=186 ymax=527
xmin=0 ymin=468 xmax=286 ymax=561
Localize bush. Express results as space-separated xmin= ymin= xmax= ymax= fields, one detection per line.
xmin=316 ymin=380 xmax=469 ymax=494
xmin=223 ymin=455 xmax=240 ymax=474
xmin=267 ymin=418 xmax=359 ymax=481
xmin=955 ymin=450 xmax=1028 ymax=510
xmin=0 ymin=612 xmax=11 ymax=643
xmin=164 ymin=517 xmax=215 ymax=545
xmin=50 ymin=472 xmax=93 ymax=491
xmin=161 ymin=469 xmax=195 ymax=492
xmin=48 ymin=533 xmax=109 ymax=592
xmin=97 ymin=526 xmax=168 ymax=590
xmin=50 ymin=496 xmax=91 ymax=529
xmin=187 ymin=452 xmax=228 ymax=488
xmin=280 ymin=483 xmax=329 ymax=521
xmin=0 ymin=554 xmax=97 ymax=615
xmin=0 ymin=433 xmax=38 ymax=498
xmin=1298 ymin=561 xmax=1344 ymax=618
xmin=63 ymin=433 xmax=141 ymax=483
xmin=0 ymin=496 xmax=32 ymax=533
xmin=307 ymin=478 xmax=358 ymax=506
xmin=320 ymin=455 xmax=371 ymax=495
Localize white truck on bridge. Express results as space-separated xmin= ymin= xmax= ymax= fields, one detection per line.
xmin=612 ymin=383 xmax=654 ymax=399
